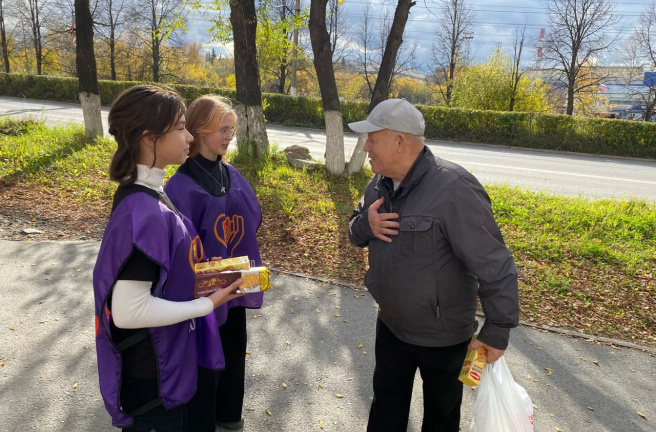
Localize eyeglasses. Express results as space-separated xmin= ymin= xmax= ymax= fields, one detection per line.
xmin=218 ymin=127 xmax=236 ymax=138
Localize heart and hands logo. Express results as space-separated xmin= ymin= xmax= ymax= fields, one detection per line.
xmin=213 ymin=214 xmax=245 ymax=257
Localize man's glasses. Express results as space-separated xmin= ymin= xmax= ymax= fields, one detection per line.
xmin=218 ymin=127 xmax=236 ymax=138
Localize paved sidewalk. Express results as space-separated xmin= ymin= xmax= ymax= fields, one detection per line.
xmin=0 ymin=240 xmax=654 ymax=431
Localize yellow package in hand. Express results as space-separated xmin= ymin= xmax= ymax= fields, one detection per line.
xmin=459 ymin=338 xmax=487 ymax=386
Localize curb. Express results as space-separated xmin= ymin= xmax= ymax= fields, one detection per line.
xmin=269 ymin=267 xmax=656 ymax=355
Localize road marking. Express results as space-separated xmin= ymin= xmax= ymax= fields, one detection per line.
xmin=450 ymin=161 xmax=656 ymax=185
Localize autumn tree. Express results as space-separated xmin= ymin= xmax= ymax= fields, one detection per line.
xmin=542 ymin=0 xmax=620 ymax=115
xmin=132 ymin=0 xmax=186 ymax=82
xmin=508 ymin=26 xmax=527 ymax=112
xmin=75 ymin=0 xmax=102 ymax=137
xmin=14 ymin=0 xmax=54 ymax=74
xmin=627 ymin=2 xmax=656 ymax=121
xmin=95 ymin=0 xmax=133 ymax=80
xmin=201 ymin=0 xmax=269 ymax=156
xmin=451 ymin=47 xmax=549 ymax=113
xmin=229 ymin=0 xmax=269 ymax=156
xmin=348 ymin=0 xmax=417 ymax=173
xmin=431 ymin=0 xmax=475 ymax=106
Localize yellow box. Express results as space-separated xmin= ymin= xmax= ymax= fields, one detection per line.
xmin=458 ymin=340 xmax=487 ymax=386
xmin=195 ymin=256 xmax=251 ymax=274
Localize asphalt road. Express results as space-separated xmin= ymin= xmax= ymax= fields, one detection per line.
xmin=0 ymin=240 xmax=654 ymax=432
xmin=0 ymin=95 xmax=655 ymax=202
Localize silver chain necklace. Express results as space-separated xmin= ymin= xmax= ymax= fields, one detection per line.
xmin=191 ymin=157 xmax=226 ymax=193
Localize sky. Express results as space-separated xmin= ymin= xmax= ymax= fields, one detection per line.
xmin=185 ymin=0 xmax=656 ymax=72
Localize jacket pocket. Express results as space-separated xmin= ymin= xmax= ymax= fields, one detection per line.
xmin=398 ymin=216 xmax=434 ymax=257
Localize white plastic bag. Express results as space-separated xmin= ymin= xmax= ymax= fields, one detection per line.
xmin=469 ymin=356 xmax=534 ymax=432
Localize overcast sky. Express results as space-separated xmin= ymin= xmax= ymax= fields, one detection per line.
xmin=185 ymin=0 xmax=656 ymax=71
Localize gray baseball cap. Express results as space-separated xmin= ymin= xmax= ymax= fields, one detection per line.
xmin=348 ymin=98 xmax=425 ymax=136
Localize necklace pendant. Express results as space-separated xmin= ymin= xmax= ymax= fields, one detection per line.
xmin=221 ymin=187 xmax=226 ymax=193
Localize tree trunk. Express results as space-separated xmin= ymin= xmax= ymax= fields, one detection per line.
xmin=151 ymin=6 xmax=159 ymax=82
xmin=110 ymin=27 xmax=116 ymax=80
xmin=309 ymin=0 xmax=344 ymax=175
xmin=566 ymin=77 xmax=575 ymax=115
xmin=0 ymin=5 xmax=9 ymax=73
xmin=230 ymin=0 xmax=269 ymax=157
xmin=369 ymin=0 xmax=414 ymax=106
xmin=277 ymin=62 xmax=286 ymax=94
xmin=349 ymin=0 xmax=415 ymax=174
xmin=75 ymin=0 xmax=103 ymax=138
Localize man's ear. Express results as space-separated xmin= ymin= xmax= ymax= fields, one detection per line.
xmin=396 ymin=133 xmax=406 ymax=152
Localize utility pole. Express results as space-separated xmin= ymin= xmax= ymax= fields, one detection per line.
xmin=290 ymin=0 xmax=300 ymax=96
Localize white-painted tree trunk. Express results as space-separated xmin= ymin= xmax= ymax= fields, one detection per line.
xmin=348 ymin=133 xmax=368 ymax=173
xmin=79 ymin=92 xmax=103 ymax=138
xmin=235 ymin=104 xmax=269 ymax=157
xmin=324 ymin=109 xmax=345 ymax=175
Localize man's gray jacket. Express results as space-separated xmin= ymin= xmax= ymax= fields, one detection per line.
xmin=349 ymin=146 xmax=519 ymax=350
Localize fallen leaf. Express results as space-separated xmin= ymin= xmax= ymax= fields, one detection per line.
xmin=332 ymin=292 xmax=337 ymax=296
xmin=335 ymin=306 xmax=341 ymax=309
xmin=294 ymin=297 xmax=298 ymax=301
xmin=317 ymin=384 xmax=324 ymax=390
xmin=354 ymin=295 xmax=359 ymax=299
xmin=593 ymin=360 xmax=600 ymax=366
xmin=286 ymin=341 xmax=291 ymax=346
xmin=0 ymin=362 xmax=5 ymax=367
xmin=533 ymin=379 xmax=540 ymax=382
xmin=245 ymin=351 xmax=251 ymax=355
xmin=637 ymin=412 xmax=647 ymax=420
xmin=335 ymin=393 xmax=344 ymax=398
xmin=246 ymin=407 xmax=255 ymax=411
xmin=536 ymin=347 xmax=543 ymax=350
xmin=318 ymin=419 xmax=324 ymax=429
xmin=335 ymin=314 xmax=341 ymax=317
xmin=72 ymin=382 xmax=78 ymax=389
xmin=357 ymin=343 xmax=363 ymax=349
xmin=545 ymin=368 xmax=552 ymax=376
xmin=612 ymin=345 xmax=621 ymax=350
xmin=343 ymin=320 xmax=349 ymax=323
xmin=282 ymin=383 xmax=287 ymax=388
xmin=265 ymin=409 xmax=272 ymax=416
xmin=532 ymin=404 xmax=538 ymax=410
xmin=316 ymin=309 xmax=321 ymax=313
xmin=9 ymin=327 xmax=14 ymax=331
xmin=555 ymin=428 xmax=563 ymax=432
xmin=253 ymin=314 xmax=261 ymax=318
xmin=587 ymin=406 xmax=595 ymax=411
xmin=363 ymin=351 xmax=367 ymax=355
xmin=290 ymin=308 xmax=294 ymax=314
xmin=630 ymin=368 xmax=635 ymax=372
xmin=346 ymin=377 xmax=353 ymax=381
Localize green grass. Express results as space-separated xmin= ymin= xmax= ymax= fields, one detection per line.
xmin=1 ymin=120 xmax=654 ymax=346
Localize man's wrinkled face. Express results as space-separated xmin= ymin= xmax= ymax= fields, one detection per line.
xmin=363 ymin=129 xmax=399 ymax=177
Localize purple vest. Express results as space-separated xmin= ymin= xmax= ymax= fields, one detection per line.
xmin=165 ymin=163 xmax=263 ymax=326
xmin=93 ymin=190 xmax=224 ymax=428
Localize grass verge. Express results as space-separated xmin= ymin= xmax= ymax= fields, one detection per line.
xmin=0 ymin=120 xmax=654 ymax=347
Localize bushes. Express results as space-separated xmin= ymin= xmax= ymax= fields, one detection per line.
xmin=0 ymin=72 xmax=655 ymax=159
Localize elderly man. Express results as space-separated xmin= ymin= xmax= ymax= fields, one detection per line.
xmin=348 ymin=99 xmax=519 ymax=432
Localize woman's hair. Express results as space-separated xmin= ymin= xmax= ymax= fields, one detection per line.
xmin=108 ymin=85 xmax=186 ymax=186
xmin=185 ymin=95 xmax=237 ymax=157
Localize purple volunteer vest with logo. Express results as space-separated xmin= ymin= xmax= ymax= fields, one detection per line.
xmin=165 ymin=163 xmax=263 ymax=327
xmin=93 ymin=190 xmax=224 ymax=428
